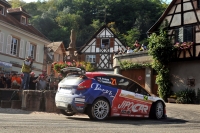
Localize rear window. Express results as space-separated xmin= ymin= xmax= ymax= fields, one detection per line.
xmin=59 ymin=75 xmax=88 ymax=85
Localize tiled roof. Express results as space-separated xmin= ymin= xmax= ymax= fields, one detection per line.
xmin=0 ymin=0 xmax=11 ymax=7
xmin=47 ymin=41 xmax=66 ymax=52
xmin=0 ymin=14 xmax=49 ymax=40
xmin=7 ymin=7 xmax=31 ymax=17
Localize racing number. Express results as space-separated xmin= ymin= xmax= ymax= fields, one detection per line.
xmin=111 ymin=78 xmax=117 ymax=85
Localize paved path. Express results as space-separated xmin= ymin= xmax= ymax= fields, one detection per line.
xmin=0 ymin=103 xmax=199 ymax=133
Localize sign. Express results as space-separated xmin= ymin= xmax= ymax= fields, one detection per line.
xmin=138 ymin=76 xmax=142 ymax=80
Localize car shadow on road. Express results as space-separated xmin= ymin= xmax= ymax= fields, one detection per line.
xmin=67 ymin=116 xmax=188 ymax=125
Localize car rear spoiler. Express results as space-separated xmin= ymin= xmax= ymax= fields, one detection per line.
xmin=61 ymin=67 xmax=86 ymax=76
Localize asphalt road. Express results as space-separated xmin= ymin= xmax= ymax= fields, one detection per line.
xmin=0 ymin=103 xmax=200 ymax=133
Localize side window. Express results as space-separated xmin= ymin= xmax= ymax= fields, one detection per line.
xmin=128 ymin=83 xmax=150 ymax=96
xmin=94 ymin=76 xmax=132 ymax=89
xmin=117 ymin=77 xmax=132 ymax=90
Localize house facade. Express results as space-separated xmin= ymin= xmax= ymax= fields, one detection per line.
xmin=147 ymin=0 xmax=200 ymax=93
xmin=0 ymin=0 xmax=51 ymax=76
xmin=79 ymin=25 xmax=126 ymax=72
xmin=46 ymin=41 xmax=66 ymax=77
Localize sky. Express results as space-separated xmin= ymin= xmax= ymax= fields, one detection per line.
xmin=24 ymin=0 xmax=173 ymax=3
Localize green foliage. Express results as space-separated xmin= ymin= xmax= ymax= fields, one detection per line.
xmin=11 ymin=0 xmax=168 ymax=49
xmin=123 ymin=28 xmax=140 ymax=48
xmin=176 ymin=89 xmax=196 ymax=104
xmin=8 ymin=0 xmax=26 ymax=8
xmin=119 ymin=60 xmax=151 ymax=70
xmin=148 ymin=29 xmax=173 ymax=101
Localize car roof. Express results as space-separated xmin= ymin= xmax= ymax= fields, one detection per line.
xmin=85 ymin=72 xmax=124 ymax=78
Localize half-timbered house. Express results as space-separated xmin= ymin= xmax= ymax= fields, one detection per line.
xmin=79 ymin=25 xmax=125 ymax=72
xmin=148 ymin=0 xmax=200 ymax=93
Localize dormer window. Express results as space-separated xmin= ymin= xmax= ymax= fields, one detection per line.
xmin=0 ymin=5 xmax=5 ymax=15
xmin=21 ymin=16 xmax=26 ymax=24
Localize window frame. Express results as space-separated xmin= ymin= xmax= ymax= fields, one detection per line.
xmin=86 ymin=55 xmax=96 ymax=63
xmin=10 ymin=37 xmax=19 ymax=56
xmin=101 ymin=38 xmax=110 ymax=49
xmin=175 ymin=26 xmax=193 ymax=43
xmin=30 ymin=43 xmax=36 ymax=59
xmin=0 ymin=4 xmax=5 ymax=15
xmin=21 ymin=16 xmax=26 ymax=24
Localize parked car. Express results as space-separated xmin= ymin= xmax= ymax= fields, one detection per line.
xmin=55 ymin=67 xmax=167 ymax=120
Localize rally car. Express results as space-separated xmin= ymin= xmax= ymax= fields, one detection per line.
xmin=55 ymin=67 xmax=166 ymax=120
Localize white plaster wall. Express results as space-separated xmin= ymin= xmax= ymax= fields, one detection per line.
xmin=169 ymin=61 xmax=200 ymax=93
xmin=171 ymin=14 xmax=181 ymax=26
xmin=183 ymin=2 xmax=193 ymax=11
xmin=184 ymin=12 xmax=197 ymax=24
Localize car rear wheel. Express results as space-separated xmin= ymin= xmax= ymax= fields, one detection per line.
xmin=150 ymin=101 xmax=164 ymax=119
xmin=87 ymin=98 xmax=110 ymax=120
xmin=60 ymin=109 xmax=76 ymax=116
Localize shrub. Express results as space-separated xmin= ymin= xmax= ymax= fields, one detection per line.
xmin=176 ymin=88 xmax=196 ymax=104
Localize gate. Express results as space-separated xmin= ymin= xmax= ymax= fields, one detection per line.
xmin=120 ymin=69 xmax=145 ymax=88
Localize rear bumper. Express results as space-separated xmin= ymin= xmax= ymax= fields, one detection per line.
xmin=55 ymin=94 xmax=86 ymax=113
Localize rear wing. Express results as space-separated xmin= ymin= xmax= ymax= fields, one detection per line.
xmin=61 ymin=67 xmax=86 ymax=76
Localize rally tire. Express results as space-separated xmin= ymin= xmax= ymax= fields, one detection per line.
xmin=149 ymin=101 xmax=164 ymax=119
xmin=87 ymin=98 xmax=110 ymax=121
xmin=60 ymin=109 xmax=76 ymax=116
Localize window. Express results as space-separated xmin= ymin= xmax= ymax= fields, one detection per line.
xmin=198 ymin=0 xmax=200 ymax=9
xmin=101 ymin=39 xmax=109 ymax=49
xmin=21 ymin=16 xmax=26 ymax=24
xmin=10 ymin=38 xmax=18 ymax=56
xmin=86 ymin=55 xmax=96 ymax=63
xmin=175 ymin=26 xmax=193 ymax=43
xmin=94 ymin=76 xmax=132 ymax=90
xmin=30 ymin=44 xmax=35 ymax=59
xmin=0 ymin=5 xmax=5 ymax=15
xmin=128 ymin=83 xmax=150 ymax=96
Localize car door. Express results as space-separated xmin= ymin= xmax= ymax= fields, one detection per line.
xmin=125 ymin=82 xmax=152 ymax=116
xmin=112 ymin=76 xmax=152 ymax=117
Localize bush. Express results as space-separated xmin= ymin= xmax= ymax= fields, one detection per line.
xmin=176 ymin=88 xmax=196 ymax=104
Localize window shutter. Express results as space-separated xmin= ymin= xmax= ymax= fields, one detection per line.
xmin=6 ymin=35 xmax=12 ymax=54
xmin=25 ymin=41 xmax=30 ymax=58
xmin=36 ymin=45 xmax=40 ymax=62
xmin=19 ymin=40 xmax=24 ymax=58
xmin=0 ymin=32 xmax=3 ymax=52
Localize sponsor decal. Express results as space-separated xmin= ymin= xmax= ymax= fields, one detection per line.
xmin=121 ymin=110 xmax=131 ymax=114
xmin=111 ymin=78 xmax=117 ymax=85
xmin=118 ymin=100 xmax=148 ymax=113
xmin=143 ymin=95 xmax=148 ymax=100
xmin=135 ymin=93 xmax=144 ymax=100
xmin=112 ymin=107 xmax=118 ymax=113
xmin=97 ymin=77 xmax=111 ymax=84
xmin=91 ymin=83 xmax=114 ymax=97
